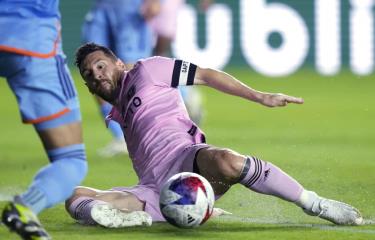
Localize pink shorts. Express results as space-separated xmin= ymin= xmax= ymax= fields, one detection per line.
xmin=112 ymin=143 xmax=209 ymax=222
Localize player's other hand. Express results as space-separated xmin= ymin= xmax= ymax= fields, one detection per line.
xmin=260 ymin=93 xmax=304 ymax=107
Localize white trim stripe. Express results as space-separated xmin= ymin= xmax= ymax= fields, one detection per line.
xmin=179 ymin=61 xmax=190 ymax=86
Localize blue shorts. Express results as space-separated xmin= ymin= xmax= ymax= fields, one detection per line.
xmin=82 ymin=0 xmax=153 ymax=62
xmin=0 ymin=48 xmax=81 ymax=130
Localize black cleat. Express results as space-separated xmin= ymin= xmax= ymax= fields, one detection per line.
xmin=1 ymin=201 xmax=51 ymax=240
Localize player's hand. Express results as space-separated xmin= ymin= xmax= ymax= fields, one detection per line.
xmin=260 ymin=93 xmax=304 ymax=107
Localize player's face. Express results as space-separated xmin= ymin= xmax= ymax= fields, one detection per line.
xmin=80 ymin=51 xmax=124 ymax=103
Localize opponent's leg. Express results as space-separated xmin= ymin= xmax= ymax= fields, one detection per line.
xmin=195 ymin=146 xmax=363 ymax=225
xmin=1 ymin=52 xmax=87 ymax=239
xmin=2 ymin=122 xmax=87 ymax=240
xmin=65 ymin=186 xmax=151 ymax=228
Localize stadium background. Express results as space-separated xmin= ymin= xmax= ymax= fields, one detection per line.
xmin=60 ymin=0 xmax=373 ymax=74
xmin=1 ymin=1 xmax=375 ymax=239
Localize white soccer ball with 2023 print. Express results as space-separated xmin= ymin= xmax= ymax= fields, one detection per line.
xmin=159 ymin=172 xmax=215 ymax=228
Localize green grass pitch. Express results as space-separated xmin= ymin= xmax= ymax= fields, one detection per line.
xmin=0 ymin=68 xmax=374 ymax=239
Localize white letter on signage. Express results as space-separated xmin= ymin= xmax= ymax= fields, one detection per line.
xmin=315 ymin=0 xmax=341 ymax=75
xmin=350 ymin=0 xmax=374 ymax=75
xmin=172 ymin=4 xmax=232 ymax=69
xmin=240 ymin=0 xmax=309 ymax=76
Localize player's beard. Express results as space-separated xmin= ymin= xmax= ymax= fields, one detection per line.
xmin=99 ymin=88 xmax=114 ymax=103
xmin=98 ymin=81 xmax=118 ymax=103
xmin=98 ymin=70 xmax=122 ymax=103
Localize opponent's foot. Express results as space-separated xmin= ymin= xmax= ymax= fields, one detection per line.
xmin=1 ymin=201 xmax=51 ymax=240
xmin=303 ymin=193 xmax=363 ymax=225
xmin=91 ymin=203 xmax=152 ymax=228
xmin=97 ymin=138 xmax=128 ymax=157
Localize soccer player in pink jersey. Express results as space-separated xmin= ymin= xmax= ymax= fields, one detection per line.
xmin=81 ymin=0 xmax=162 ymax=157
xmin=65 ymin=43 xmax=364 ymax=228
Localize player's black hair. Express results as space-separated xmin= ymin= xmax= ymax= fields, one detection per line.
xmin=75 ymin=42 xmax=117 ymax=70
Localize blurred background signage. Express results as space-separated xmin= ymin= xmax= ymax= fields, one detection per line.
xmin=61 ymin=0 xmax=375 ymax=76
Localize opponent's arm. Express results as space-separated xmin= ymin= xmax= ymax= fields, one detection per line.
xmin=194 ymin=67 xmax=304 ymax=107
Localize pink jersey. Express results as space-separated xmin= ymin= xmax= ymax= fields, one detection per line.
xmin=107 ymin=56 xmax=205 ymax=187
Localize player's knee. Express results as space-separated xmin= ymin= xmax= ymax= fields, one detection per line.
xmin=212 ymin=149 xmax=244 ymax=182
xmin=65 ymin=186 xmax=94 ymax=210
xmin=71 ymin=186 xmax=94 ymax=199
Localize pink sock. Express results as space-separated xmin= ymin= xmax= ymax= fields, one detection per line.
xmin=67 ymin=197 xmax=106 ymax=225
xmin=239 ymin=156 xmax=304 ymax=202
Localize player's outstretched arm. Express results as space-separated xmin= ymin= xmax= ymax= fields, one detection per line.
xmin=194 ymin=67 xmax=304 ymax=107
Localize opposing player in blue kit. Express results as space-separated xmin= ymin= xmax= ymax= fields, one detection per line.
xmin=0 ymin=0 xmax=88 ymax=239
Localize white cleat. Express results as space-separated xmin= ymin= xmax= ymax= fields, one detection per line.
xmin=97 ymin=138 xmax=128 ymax=157
xmin=303 ymin=195 xmax=363 ymax=226
xmin=91 ymin=203 xmax=152 ymax=228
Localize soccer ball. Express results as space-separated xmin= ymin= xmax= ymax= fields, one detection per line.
xmin=159 ymin=172 xmax=215 ymax=228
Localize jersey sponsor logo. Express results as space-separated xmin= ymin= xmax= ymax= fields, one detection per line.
xmin=171 ymin=60 xmax=197 ymax=88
